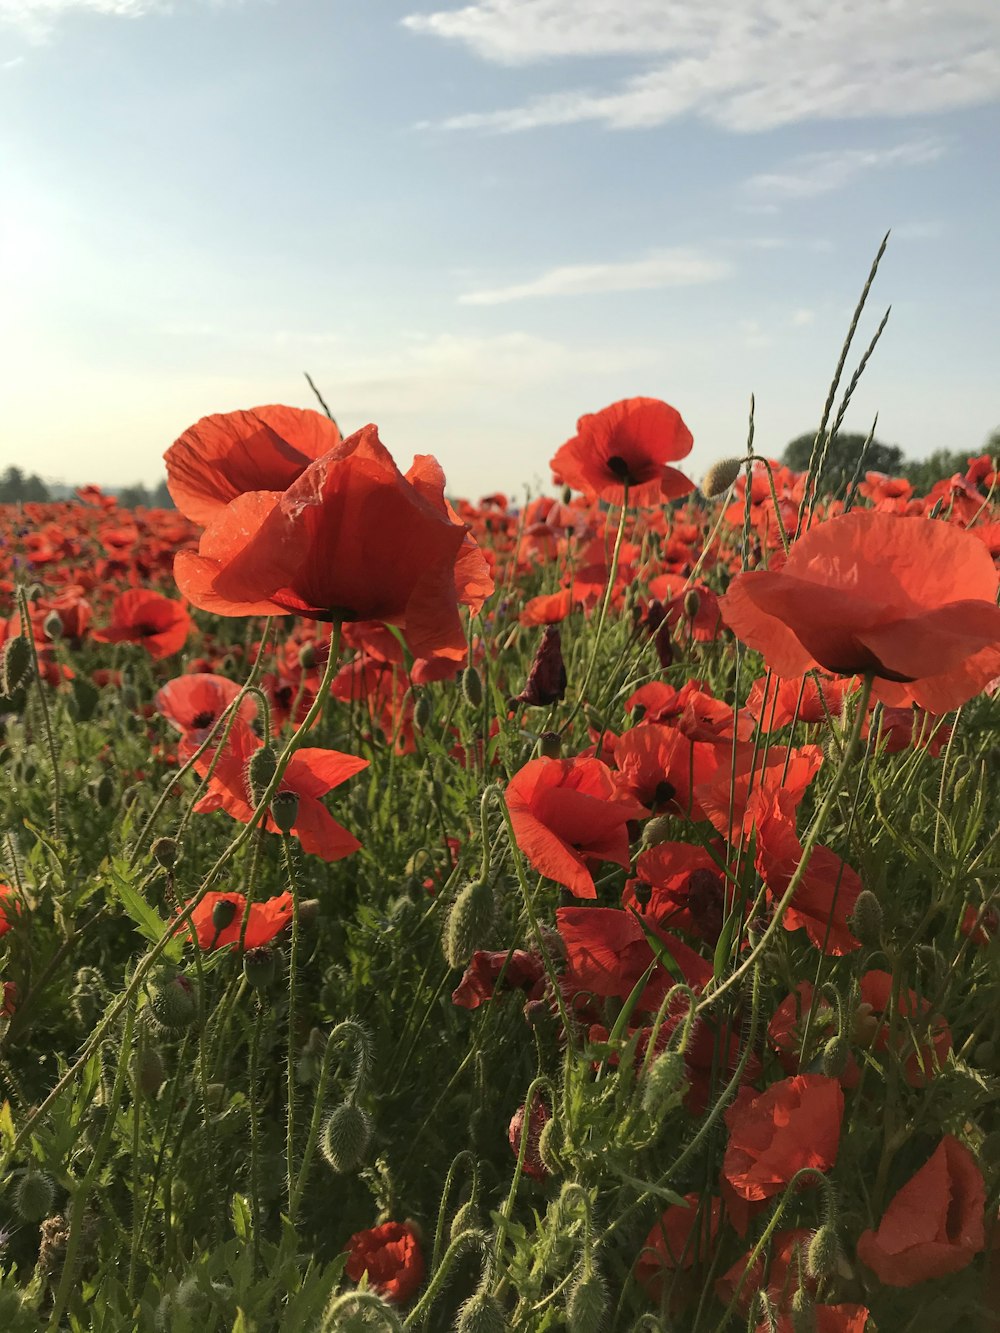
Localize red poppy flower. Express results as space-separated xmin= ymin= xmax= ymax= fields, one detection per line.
xmin=519 ymin=589 xmax=575 ymax=626
xmin=344 ymin=1221 xmax=425 ymax=1304
xmin=613 ymin=724 xmax=719 ymax=819
xmin=0 ymin=884 xmax=21 ymax=937
xmin=855 ymin=970 xmax=952 ymax=1087
xmin=719 ymin=510 xmax=1000 ymax=712
xmin=764 ymin=1306 xmax=870 ymax=1333
xmin=183 ymin=720 xmax=367 ymax=861
xmin=179 ymin=891 xmax=294 ymax=951
xmin=635 ymin=1194 xmax=722 ymax=1300
xmin=550 ymin=397 xmax=694 ymax=507
xmin=452 ymin=948 xmax=546 ymax=1010
xmin=556 ymin=906 xmax=712 ymax=1009
xmin=723 ymin=1074 xmax=843 ymax=1202
xmin=0 ymin=981 xmax=16 ymax=1017
xmin=856 ymin=1136 xmax=985 ymax=1286
xmin=508 ymin=1095 xmax=549 ymax=1180
xmin=174 ymin=424 xmax=493 ymax=660
xmin=154 ymin=673 xmax=255 ymax=740
xmin=165 ymin=405 xmax=341 ymax=526
xmin=506 ymin=757 xmax=648 ymax=898
xmin=628 ymin=841 xmax=731 ymax=943
xmin=716 ymin=1228 xmax=814 ymax=1315
xmin=93 ymin=589 xmax=191 ymax=660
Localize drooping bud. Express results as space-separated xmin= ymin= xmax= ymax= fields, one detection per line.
xmin=806 ymin=1223 xmax=843 ymax=1281
xmin=414 ymin=692 xmax=433 ymax=731
xmin=790 ymin=1286 xmax=815 ymax=1333
xmin=243 ymin=946 xmax=277 ymax=991
xmin=450 ymin=1198 xmax=481 ymax=1243
xmin=566 ymin=1265 xmax=607 ymax=1333
xmin=537 ymin=1114 xmax=565 ymax=1176
xmin=151 ymin=837 xmax=178 ymax=870
xmin=149 ymin=975 xmax=199 ymax=1031
xmin=320 ymin=1102 xmax=371 ymax=1173
xmin=848 ymin=890 xmax=883 ymax=948
xmin=461 ymin=666 xmax=484 ymax=708
xmin=247 ymin=746 xmax=278 ymax=806
xmin=270 ymin=789 xmax=299 ymax=833
xmin=444 ymin=880 xmax=494 ymax=969
xmin=641 ymin=1050 xmax=687 ymax=1117
xmin=700 ymin=457 xmax=743 ymax=499
xmin=15 ymin=1170 xmax=56 ymax=1223
xmin=1 ymin=635 xmax=33 ymax=697
xmin=511 ymin=625 xmax=567 ymax=708
xmin=134 ymin=1043 xmax=166 ymax=1097
xmin=455 ymin=1288 xmax=510 ymax=1333
xmin=640 ymin=815 xmax=676 ymax=850
xmin=821 ymin=1034 xmax=849 ymax=1079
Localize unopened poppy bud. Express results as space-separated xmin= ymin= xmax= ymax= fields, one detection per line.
xmin=848 ymin=889 xmax=882 ymax=948
xmin=456 ymin=1288 xmax=510 ymax=1333
xmin=94 ymin=773 xmax=115 ymax=808
xmin=43 ymin=610 xmax=63 ymax=641
xmin=641 ymin=1050 xmax=687 ymax=1116
xmin=561 ymin=484 xmax=573 ymax=505
xmin=851 ymin=1001 xmax=879 ymax=1047
xmin=537 ymin=1114 xmax=564 ymax=1176
xmin=461 ymin=666 xmax=484 ymax=708
xmin=270 ymin=789 xmax=299 ymax=833
xmin=974 ymin=1040 xmax=996 ymax=1068
xmin=151 ymin=836 xmax=178 ymax=869
xmin=539 ymin=731 xmax=562 ymax=759
xmin=211 ymin=898 xmax=239 ymax=932
xmin=790 ymin=1286 xmax=814 ymax=1333
xmin=298 ymin=898 xmax=321 ymax=926
xmin=640 ymin=815 xmax=675 ymax=850
xmin=15 ymin=1170 xmax=55 ymax=1223
xmin=150 ymin=975 xmax=198 ymax=1031
xmin=320 ymin=1101 xmax=371 ymax=1173
xmin=700 ymin=457 xmax=743 ymax=499
xmin=1 ymin=635 xmax=33 ymax=696
xmin=247 ymin=746 xmax=278 ymax=804
xmin=243 ymin=946 xmax=277 ymax=990
xmin=297 ymin=641 xmax=317 ymax=670
xmin=414 ymin=692 xmax=433 ymax=731
xmin=566 ymin=1265 xmax=607 ymax=1333
xmin=134 ymin=1044 xmax=165 ymax=1097
xmin=450 ymin=1198 xmax=481 ymax=1243
xmin=444 ymin=879 xmax=494 ymax=969
xmin=682 ymin=588 xmax=701 ymax=620
xmin=821 ymin=1034 xmax=849 ymax=1079
xmin=806 ymin=1223 xmax=843 ymax=1280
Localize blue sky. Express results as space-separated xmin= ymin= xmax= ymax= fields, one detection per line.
xmin=2 ymin=0 xmax=999 ymax=499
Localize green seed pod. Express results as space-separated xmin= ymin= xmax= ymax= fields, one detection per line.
xmin=821 ymin=1035 xmax=849 ymax=1079
xmin=561 ymin=485 xmax=573 ymax=505
xmin=270 ymin=789 xmax=299 ymax=833
xmin=149 ymin=976 xmax=198 ymax=1031
xmin=320 ymin=1102 xmax=371 ymax=1174
xmin=1 ymin=635 xmax=33 ymax=697
xmin=700 ymin=457 xmax=743 ymax=499
xmin=461 ymin=665 xmax=484 ymax=708
xmin=15 ymin=1170 xmax=55 ymax=1223
xmin=848 ymin=890 xmax=883 ymax=948
xmin=246 ymin=745 xmax=278 ymax=804
xmin=414 ymin=693 xmax=433 ymax=731
xmin=444 ymin=880 xmax=494 ymax=969
xmin=455 ymin=1288 xmax=509 ymax=1333
xmin=298 ymin=641 xmax=317 ymax=670
xmin=566 ymin=1265 xmax=607 ymax=1333
xmin=211 ymin=897 xmax=239 ymax=932
xmin=641 ymin=1050 xmax=687 ymax=1117
xmin=243 ymin=946 xmax=277 ymax=991
xmin=94 ymin=772 xmax=115 ymax=808
xmin=539 ymin=731 xmax=562 ymax=759
xmin=450 ymin=1198 xmax=481 ymax=1244
xmin=640 ymin=815 xmax=676 ymax=851
xmin=151 ymin=836 xmax=178 ymax=869
xmin=806 ymin=1223 xmax=843 ymax=1281
xmin=682 ymin=589 xmax=701 ymax=620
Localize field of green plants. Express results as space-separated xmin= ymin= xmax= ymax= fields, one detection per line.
xmin=0 ymin=285 xmax=998 ymax=1332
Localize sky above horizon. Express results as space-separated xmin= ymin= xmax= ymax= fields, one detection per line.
xmin=2 ymin=0 xmax=999 ymax=500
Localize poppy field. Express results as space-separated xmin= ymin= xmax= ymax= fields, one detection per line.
xmin=1 ymin=312 xmax=999 ymax=1332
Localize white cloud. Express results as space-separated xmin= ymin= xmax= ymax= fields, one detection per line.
xmin=746 ymin=138 xmax=947 ymax=198
xmin=0 ymin=0 xmax=227 ymax=39
xmin=459 ymin=249 xmax=731 ymax=305
xmin=403 ymin=1 xmax=1000 ymax=133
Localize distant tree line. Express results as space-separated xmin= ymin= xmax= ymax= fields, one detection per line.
xmin=0 ymin=467 xmax=174 ymax=508
xmin=782 ymin=427 xmax=999 ymax=496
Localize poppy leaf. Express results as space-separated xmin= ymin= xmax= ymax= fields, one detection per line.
xmin=628 ymin=908 xmax=689 ymax=987
xmin=713 ymin=907 xmax=741 ymax=980
xmin=107 ymin=863 xmax=183 ymax=961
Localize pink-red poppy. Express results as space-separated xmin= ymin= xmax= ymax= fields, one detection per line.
xmin=719 ymin=510 xmax=1000 ymax=713
xmin=550 ymin=397 xmax=694 ymax=507
xmin=93 ymin=589 xmax=191 ymax=660
xmin=344 ymin=1221 xmax=425 ymax=1304
xmin=722 ymin=1074 xmax=843 ymax=1202
xmin=179 ymin=890 xmax=294 ymax=951
xmin=635 ymin=1194 xmax=722 ymax=1301
xmin=154 ymin=672 xmax=255 ymax=740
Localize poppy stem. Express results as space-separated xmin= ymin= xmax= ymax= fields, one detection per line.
xmin=17 ymin=585 xmax=62 ymax=843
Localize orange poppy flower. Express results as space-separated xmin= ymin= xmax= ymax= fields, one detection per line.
xmin=174 ymin=424 xmax=493 ymax=660
xmin=723 ymin=1074 xmax=843 ymax=1202
xmin=93 ymin=589 xmax=191 ymax=660
xmin=719 ymin=510 xmax=1000 ymax=712
xmin=344 ymin=1221 xmax=425 ymax=1304
xmin=181 ymin=891 xmax=294 ymax=951
xmin=857 ymin=1136 xmax=985 ymax=1286
xmin=550 ymin=397 xmax=694 ymax=507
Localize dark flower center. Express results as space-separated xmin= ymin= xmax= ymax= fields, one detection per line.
xmin=191 ymin=710 xmax=215 ymax=729
xmin=605 ymin=454 xmax=634 ymax=482
xmin=652 ymin=780 xmax=676 ymax=810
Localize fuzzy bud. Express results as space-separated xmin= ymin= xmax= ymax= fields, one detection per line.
xmin=640 ymin=815 xmax=676 ymax=850
xmin=134 ymin=1043 xmax=166 ymax=1097
xmin=444 ymin=880 xmax=494 ymax=969
xmin=297 ymin=641 xmax=317 ymax=670
xmin=247 ymin=746 xmax=278 ymax=804
xmin=682 ymin=589 xmax=701 ymax=620
xmin=414 ymin=693 xmax=433 ymax=731
xmin=450 ymin=1198 xmax=481 ymax=1243
xmin=150 ymin=975 xmax=198 ymax=1031
xmin=848 ymin=890 xmax=883 ymax=948
xmin=151 ymin=836 xmax=178 ymax=869
xmin=806 ymin=1223 xmax=843 ymax=1281
xmin=821 ymin=1034 xmax=849 ymax=1079
xmin=270 ymin=789 xmax=299 ymax=833
xmin=566 ymin=1266 xmax=607 ymax=1333
xmin=15 ymin=1170 xmax=56 ymax=1223
xmin=461 ymin=666 xmax=484 ymax=708
xmin=243 ymin=946 xmax=277 ymax=991
xmin=1 ymin=635 xmax=33 ymax=697
xmin=320 ymin=1102 xmax=371 ymax=1174
xmin=700 ymin=457 xmax=743 ymax=499
xmin=641 ymin=1050 xmax=687 ymax=1117
xmin=537 ymin=1114 xmax=565 ymax=1176
xmin=455 ymin=1289 xmax=509 ymax=1333
xmin=790 ymin=1287 xmax=815 ymax=1333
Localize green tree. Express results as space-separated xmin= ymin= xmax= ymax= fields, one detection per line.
xmin=0 ymin=466 xmax=51 ymax=504
xmin=902 ymin=449 xmax=969 ymax=493
xmin=782 ymin=432 xmax=904 ymax=496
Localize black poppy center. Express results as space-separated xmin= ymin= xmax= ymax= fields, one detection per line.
xmin=605 ymin=454 xmax=634 ymax=482
xmin=652 ymin=780 xmax=676 ymax=809
xmin=191 ymin=710 xmax=215 ymax=729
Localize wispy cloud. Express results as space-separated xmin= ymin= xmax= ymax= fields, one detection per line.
xmin=459 ymin=250 xmax=731 ymax=305
xmin=404 ymin=1 xmax=1000 ymax=133
xmin=745 ymin=138 xmax=947 ymax=199
xmin=0 ymin=0 xmax=220 ymax=39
